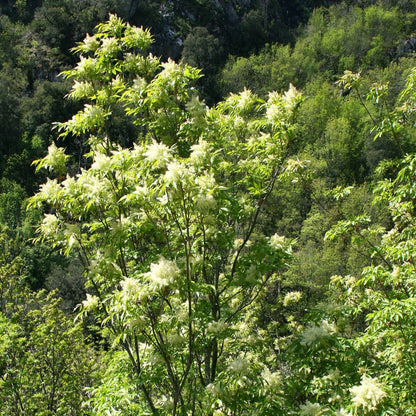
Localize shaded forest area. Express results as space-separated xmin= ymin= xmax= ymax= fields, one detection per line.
xmin=1 ymin=0 xmax=416 ymax=415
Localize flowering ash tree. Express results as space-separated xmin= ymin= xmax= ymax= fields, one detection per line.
xmin=30 ymin=15 xmax=302 ymax=416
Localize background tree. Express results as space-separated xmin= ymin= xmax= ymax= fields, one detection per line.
xmin=0 ymin=226 xmax=97 ymax=416
xmin=286 ymin=65 xmax=416 ymax=416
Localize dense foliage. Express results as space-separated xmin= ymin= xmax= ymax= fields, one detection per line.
xmin=2 ymin=0 xmax=416 ymax=415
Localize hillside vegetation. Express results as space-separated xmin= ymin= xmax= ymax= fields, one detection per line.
xmin=1 ymin=1 xmax=416 ymax=414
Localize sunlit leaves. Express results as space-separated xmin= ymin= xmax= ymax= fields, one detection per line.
xmin=336 ymin=70 xmax=362 ymax=92
xmin=32 ymin=142 xmax=69 ymax=174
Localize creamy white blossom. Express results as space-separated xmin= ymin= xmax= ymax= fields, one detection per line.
xmin=159 ymin=59 xmax=180 ymax=82
xmin=206 ymin=383 xmax=222 ymax=397
xmin=266 ymin=103 xmax=282 ymax=124
xmin=81 ymin=175 xmax=109 ymax=201
xmin=128 ymin=76 xmax=147 ymax=99
xmin=168 ymin=333 xmax=186 ymax=346
xmin=44 ymin=142 xmax=69 ymax=173
xmin=261 ymin=367 xmax=281 ymax=390
xmin=120 ymin=277 xmax=142 ymax=299
xmin=350 ymin=374 xmax=387 ymax=412
xmin=229 ymin=357 xmax=249 ymax=374
xmin=82 ymin=293 xmax=100 ymax=311
xmin=299 ymin=401 xmax=323 ymax=416
xmin=164 ymin=161 xmax=192 ymax=185
xmin=111 ymin=75 xmax=124 ymax=92
xmin=157 ymin=395 xmax=174 ymax=411
xmin=285 ymin=158 xmax=307 ymax=175
xmin=75 ymin=56 xmax=96 ymax=77
xmin=382 ymin=227 xmax=398 ymax=244
xmin=128 ymin=317 xmax=146 ymax=330
xmin=133 ymin=185 xmax=149 ymax=200
xmin=283 ymin=83 xmax=301 ymax=111
xmin=300 ymin=320 xmax=337 ymax=346
xmin=69 ymin=80 xmax=95 ymax=99
xmin=100 ymin=37 xmax=120 ymax=56
xmin=195 ymin=173 xmax=216 ymax=190
xmin=92 ymin=153 xmax=112 ymax=172
xmin=40 ymin=214 xmax=60 ymax=238
xmin=283 ymin=291 xmax=302 ymax=306
xmin=335 ymin=409 xmax=352 ymax=416
xmin=196 ymin=193 xmax=217 ymax=212
xmin=82 ymin=33 xmax=100 ymax=51
xmin=327 ymin=368 xmax=341 ymax=384
xmin=266 ymin=85 xmax=301 ymax=123
xmin=269 ymin=233 xmax=287 ymax=250
xmin=233 ymin=238 xmax=244 ymax=249
xmin=144 ymin=141 xmax=172 ymax=168
xmin=207 ymin=320 xmax=228 ymax=335
xmin=146 ymin=257 xmax=180 ymax=290
xmin=190 ymin=140 xmax=211 ymax=167
xmin=38 ymin=178 xmax=62 ymax=202
xmin=237 ymin=88 xmax=255 ymax=112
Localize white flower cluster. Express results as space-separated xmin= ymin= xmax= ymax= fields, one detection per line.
xmin=124 ymin=26 xmax=151 ymax=50
xmin=269 ymin=233 xmax=287 ymax=250
xmin=133 ymin=185 xmax=149 ymax=201
xmin=266 ymin=92 xmax=283 ymax=124
xmin=300 ymin=320 xmax=337 ymax=346
xmin=228 ymin=357 xmax=249 ymax=374
xmin=167 ymin=333 xmax=186 ymax=346
xmin=127 ymin=75 xmax=147 ymax=100
xmin=283 ymin=291 xmax=302 ymax=307
xmin=335 ymin=409 xmax=352 ymax=416
xmin=82 ymin=293 xmax=100 ymax=311
xmin=83 ymin=104 xmax=107 ymax=127
xmin=128 ymin=316 xmax=146 ymax=331
xmin=42 ymin=142 xmax=69 ymax=173
xmin=261 ymin=367 xmax=281 ymax=390
xmin=144 ymin=141 xmax=172 ymax=169
xmin=285 ymin=158 xmax=307 ymax=175
xmin=266 ymin=84 xmax=301 ymax=124
xmin=350 ymin=374 xmax=387 ymax=412
xmin=100 ymin=37 xmax=120 ymax=56
xmin=237 ymin=88 xmax=255 ymax=113
xmin=206 ymin=382 xmax=222 ymax=397
xmin=190 ymin=140 xmax=211 ymax=167
xmin=196 ymin=194 xmax=216 ymax=212
xmin=120 ymin=277 xmax=143 ymax=300
xmin=92 ymin=153 xmax=112 ymax=172
xmin=195 ymin=172 xmax=216 ymax=190
xmin=76 ymin=56 xmax=96 ymax=77
xmin=164 ymin=161 xmax=192 ymax=185
xmin=283 ymin=83 xmax=302 ymax=111
xmin=40 ymin=214 xmax=60 ymax=238
xmin=156 ymin=395 xmax=174 ymax=412
xmin=82 ymin=33 xmax=100 ymax=52
xmin=146 ymin=257 xmax=180 ymax=290
xmin=38 ymin=178 xmax=62 ymax=203
xmin=159 ymin=59 xmax=180 ymax=82
xmin=206 ymin=320 xmax=228 ymax=335
xmin=382 ymin=227 xmax=398 ymax=245
xmin=81 ymin=175 xmax=109 ymax=202
xmin=70 ymin=80 xmax=95 ymax=100
xmin=111 ymin=75 xmax=124 ymax=92
xmin=299 ymin=401 xmax=323 ymax=416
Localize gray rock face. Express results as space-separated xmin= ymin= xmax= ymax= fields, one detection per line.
xmin=397 ymin=35 xmax=416 ymax=56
